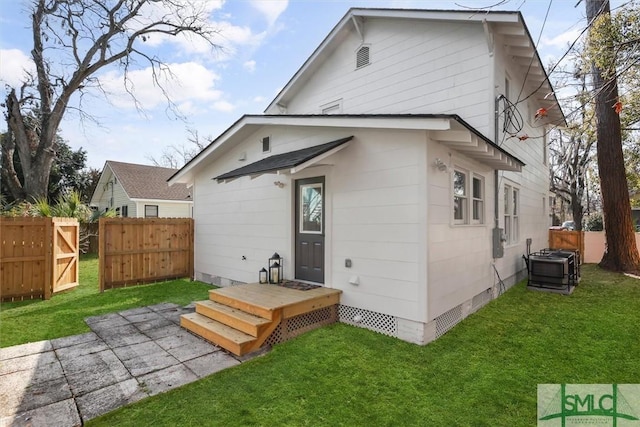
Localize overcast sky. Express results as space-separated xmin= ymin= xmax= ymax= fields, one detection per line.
xmin=0 ymin=0 xmax=616 ymax=170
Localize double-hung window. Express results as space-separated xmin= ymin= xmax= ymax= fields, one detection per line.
xmin=504 ymin=184 xmax=519 ymax=244
xmin=453 ymin=169 xmax=485 ymax=225
xmin=453 ymin=170 xmax=468 ymax=224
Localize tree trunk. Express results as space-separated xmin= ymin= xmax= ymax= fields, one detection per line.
xmin=586 ymin=0 xmax=640 ymax=271
xmin=2 ymin=89 xmax=55 ymax=202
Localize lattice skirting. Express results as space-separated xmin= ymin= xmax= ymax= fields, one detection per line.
xmin=435 ymin=304 xmax=463 ymax=339
xmin=336 ymin=287 xmax=494 ymax=342
xmin=338 ymin=305 xmax=398 ymax=337
xmin=264 ymin=305 xmax=338 ymax=346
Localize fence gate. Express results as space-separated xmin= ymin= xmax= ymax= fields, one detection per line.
xmin=52 ymin=218 xmax=80 ymax=293
xmin=0 ymin=217 xmax=79 ymax=301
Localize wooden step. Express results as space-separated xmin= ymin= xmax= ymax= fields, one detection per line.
xmin=180 ymin=312 xmax=255 ymax=356
xmin=209 ymin=289 xmax=275 ymax=320
xmin=195 ymin=300 xmax=272 ymax=337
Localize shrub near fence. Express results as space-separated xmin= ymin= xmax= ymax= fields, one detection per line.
xmin=0 ymin=217 xmax=79 ymax=301
xmin=99 ymin=217 xmax=194 ymax=291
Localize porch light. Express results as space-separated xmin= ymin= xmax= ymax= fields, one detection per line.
xmin=259 ymin=268 xmax=268 ymax=284
xmin=269 ymin=253 xmax=283 ymax=284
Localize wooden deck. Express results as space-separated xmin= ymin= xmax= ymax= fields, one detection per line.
xmin=181 ymin=283 xmax=341 ymax=356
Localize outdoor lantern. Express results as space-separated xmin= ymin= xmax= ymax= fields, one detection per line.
xmin=268 ymin=252 xmax=283 ymax=284
xmin=259 ymin=268 xmax=268 ymax=284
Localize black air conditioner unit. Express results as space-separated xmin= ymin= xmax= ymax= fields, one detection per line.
xmin=525 ymin=249 xmax=579 ymax=294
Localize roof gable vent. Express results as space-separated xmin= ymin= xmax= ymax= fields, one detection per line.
xmin=356 ymin=45 xmax=370 ymax=68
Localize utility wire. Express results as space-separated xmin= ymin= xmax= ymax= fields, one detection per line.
xmin=515 ymin=0 xmax=554 ymax=104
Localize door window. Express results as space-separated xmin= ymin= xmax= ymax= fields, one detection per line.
xmin=299 ymin=183 xmax=323 ymax=233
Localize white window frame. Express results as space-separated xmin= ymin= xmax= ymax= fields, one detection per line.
xmin=452 ymin=168 xmax=485 ymax=226
xmin=472 ymin=175 xmax=484 ymax=224
xmin=145 ymin=205 xmax=159 ymax=218
xmin=504 ymin=184 xmax=519 ymax=245
xmin=453 ymin=169 xmax=468 ymax=225
xmin=542 ymin=128 xmax=548 ymax=166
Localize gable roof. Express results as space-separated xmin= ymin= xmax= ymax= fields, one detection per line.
xmin=105 ymin=161 xmax=191 ymax=201
xmin=169 ymin=114 xmax=525 ymax=186
xmin=265 ymin=7 xmax=565 ymax=126
xmin=215 ymin=136 xmax=353 ymax=181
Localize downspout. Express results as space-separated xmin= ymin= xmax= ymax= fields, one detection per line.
xmin=489 ymin=22 xmax=504 ymax=295
xmin=492 ymin=95 xmax=505 ymax=259
xmin=494 ymin=96 xmax=500 ymax=230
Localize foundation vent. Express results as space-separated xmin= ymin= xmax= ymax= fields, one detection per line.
xmin=472 ymin=288 xmax=493 ymax=313
xmin=338 ymin=305 xmax=397 ymax=337
xmin=435 ymin=304 xmax=463 ymax=339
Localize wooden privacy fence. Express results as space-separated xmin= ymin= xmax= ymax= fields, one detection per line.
xmin=0 ymin=217 xmax=79 ymax=302
xmin=99 ymin=218 xmax=194 ymax=291
xmin=548 ymin=229 xmax=585 ymax=262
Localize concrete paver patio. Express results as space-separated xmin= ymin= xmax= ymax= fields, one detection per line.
xmin=0 ymin=303 xmax=249 ymax=426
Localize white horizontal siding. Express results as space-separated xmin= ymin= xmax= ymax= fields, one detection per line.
xmin=329 ymin=129 xmax=426 ymax=320
xmin=282 ymin=18 xmax=491 ymax=133
xmin=426 ymin=142 xmax=496 ymax=320
xmin=490 ymin=38 xmax=551 ymax=282
xmin=191 ymin=126 xmax=427 ymax=321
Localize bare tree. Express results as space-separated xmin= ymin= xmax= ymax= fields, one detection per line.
xmin=549 ymin=128 xmax=595 ymax=231
xmin=2 ymin=0 xmax=220 ymax=201
xmin=147 ymin=127 xmax=210 ymax=168
xmin=586 ymin=0 xmax=640 ymax=271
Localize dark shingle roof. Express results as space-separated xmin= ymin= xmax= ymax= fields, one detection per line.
xmin=215 ymin=136 xmax=353 ymax=181
xmin=107 ymin=161 xmax=191 ymax=200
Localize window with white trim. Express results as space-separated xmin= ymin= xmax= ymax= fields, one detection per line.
xmin=472 ymin=175 xmax=484 ymax=223
xmin=504 ymin=184 xmax=519 ymax=244
xmin=145 ymin=205 xmax=159 ymax=218
xmin=453 ymin=170 xmax=467 ymax=224
xmin=453 ymin=169 xmax=485 ymax=225
xmin=542 ymin=129 xmax=548 ymax=165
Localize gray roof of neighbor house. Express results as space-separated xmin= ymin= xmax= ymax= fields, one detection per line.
xmin=106 ymin=161 xmax=191 ymax=200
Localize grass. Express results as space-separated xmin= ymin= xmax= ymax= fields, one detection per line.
xmin=3 ymin=259 xmax=638 ymax=425
xmin=0 ymin=254 xmax=212 ymax=348
xmin=85 ymin=264 xmax=640 ymax=427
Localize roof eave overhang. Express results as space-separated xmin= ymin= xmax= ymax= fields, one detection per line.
xmin=432 ymin=116 xmax=524 ymax=172
xmin=129 ymin=198 xmax=193 ymax=204
xmin=170 ymin=115 xmax=524 ymax=185
xmin=169 ymin=115 xmax=455 ymax=185
xmin=492 ymin=16 xmax=566 ymax=127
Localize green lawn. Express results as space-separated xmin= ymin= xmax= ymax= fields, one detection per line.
xmin=0 ymin=254 xmax=212 ymax=347
xmin=84 ymin=264 xmax=640 ymax=427
xmin=3 ymin=259 xmax=639 ymax=426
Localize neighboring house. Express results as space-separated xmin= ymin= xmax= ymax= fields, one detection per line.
xmin=91 ymin=161 xmax=192 ymax=218
xmin=169 ymin=8 xmax=565 ymax=344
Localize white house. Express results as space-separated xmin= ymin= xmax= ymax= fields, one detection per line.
xmin=169 ymin=8 xmax=565 ymax=344
xmin=91 ymin=161 xmax=192 ymax=218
